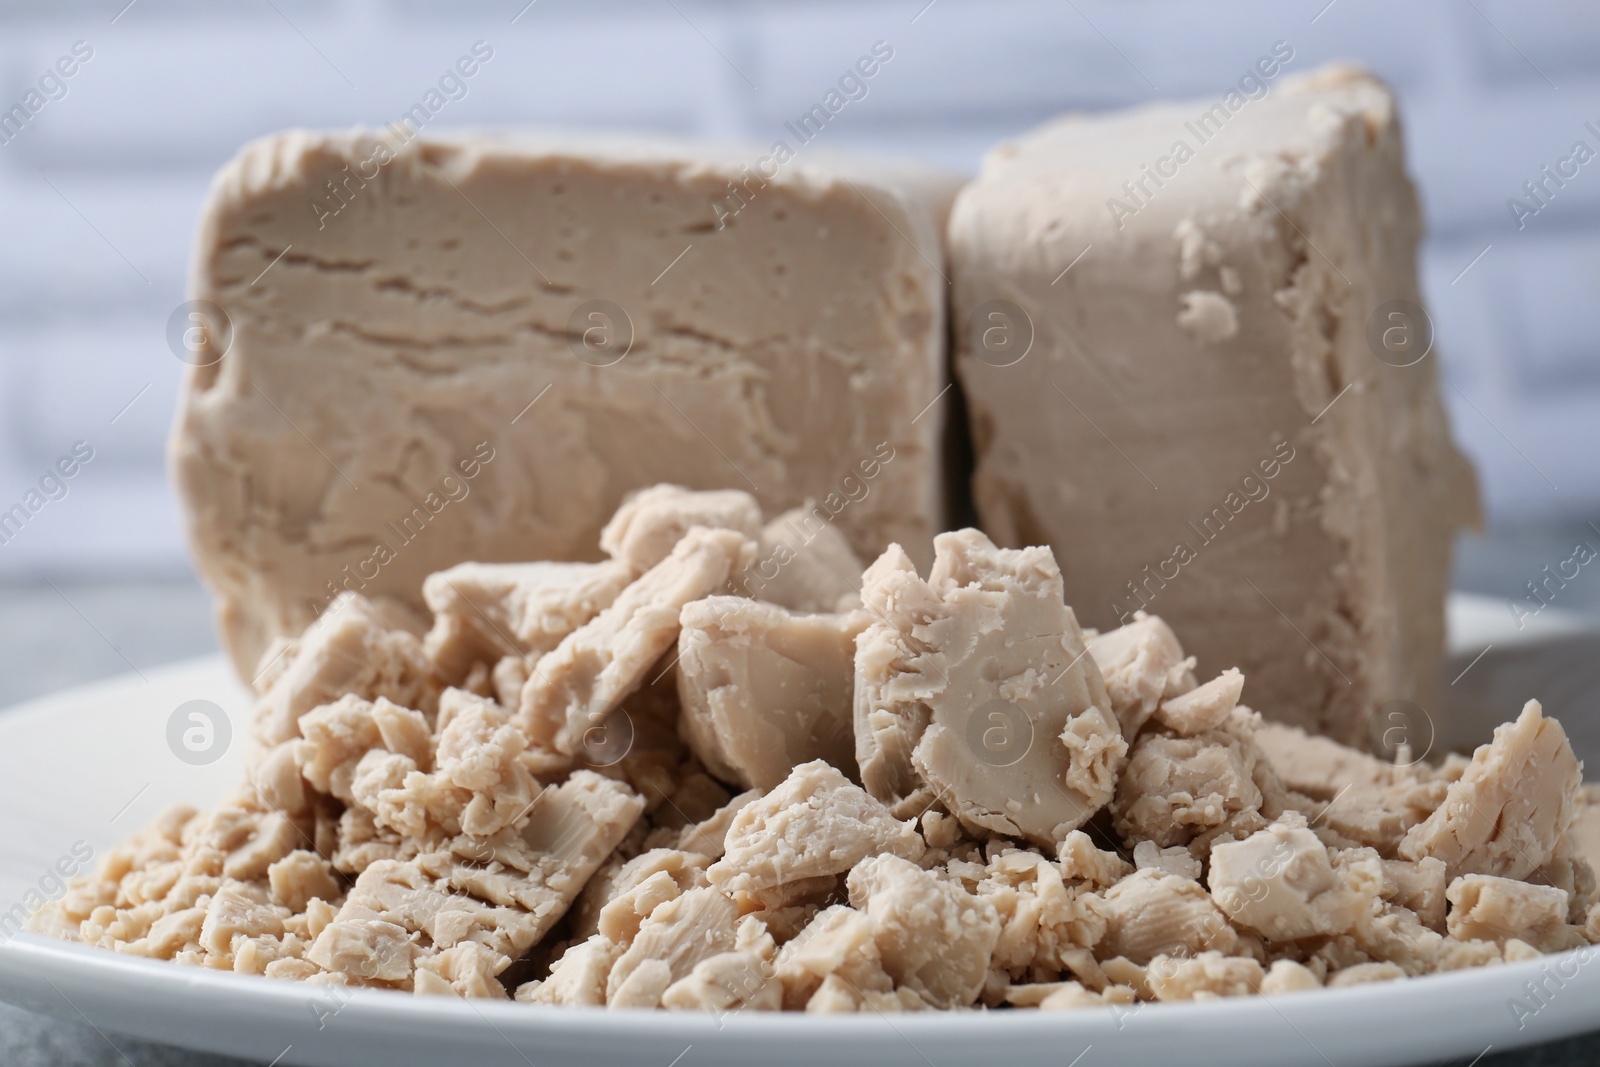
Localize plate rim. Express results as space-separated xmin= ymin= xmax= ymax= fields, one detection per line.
xmin=4 ymin=929 xmax=1599 ymax=1038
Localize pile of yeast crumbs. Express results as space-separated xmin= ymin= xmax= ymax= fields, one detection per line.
xmin=32 ymin=486 xmax=1599 ymax=1012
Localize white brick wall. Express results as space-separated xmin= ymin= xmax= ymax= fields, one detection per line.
xmin=0 ymin=0 xmax=1594 ymax=574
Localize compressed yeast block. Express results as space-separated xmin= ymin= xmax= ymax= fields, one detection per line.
xmin=174 ymin=129 xmax=961 ymax=675
xmin=947 ymin=64 xmax=1478 ymax=744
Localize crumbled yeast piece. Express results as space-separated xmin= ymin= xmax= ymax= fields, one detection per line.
xmin=773 ymin=904 xmax=886 ymax=1009
xmin=609 ymin=959 xmax=675 ymax=1007
xmin=1085 ymin=613 xmax=1197 ymax=740
xmin=421 ymin=560 xmax=633 ymax=682
xmin=1445 ymin=875 xmax=1582 ymax=953
xmin=254 ymin=593 xmax=438 ymax=746
xmin=1260 ymin=959 xmax=1322 ymax=994
xmin=303 ymin=861 xmax=445 ymax=982
xmin=846 ymin=854 xmax=1001 ymax=1009
xmin=310 ymin=771 xmax=641 ymax=989
xmin=601 ymin=869 xmax=690 ymax=946
xmin=809 ymin=975 xmax=928 ymax=1014
xmin=1145 ymin=952 xmax=1264 ymax=1000
xmin=413 ymin=942 xmax=510 ymax=999
xmin=593 ymin=854 xmax=710 ymax=944
xmin=599 ymin=485 xmax=764 ymax=574
xmin=651 ymin=788 xmax=759 ymax=861
xmin=1154 ymin=669 xmax=1244 ymax=736
xmin=661 ymin=950 xmax=781 ymax=1013
xmin=267 ymin=850 xmax=341 ymax=914
xmin=1529 ymin=839 xmax=1599 ymax=926
xmin=521 ymin=934 xmax=623 ymax=1005
xmin=36 ymin=799 xmax=318 ymax=966
xmin=263 ymin=957 xmax=322 ymax=982
xmin=1382 ymin=857 xmax=1449 ymax=931
xmin=1132 ymin=841 xmax=1202 ymax=882
xmin=295 ymin=695 xmax=432 ymax=805
xmin=770 ymin=903 xmax=929 ymax=1013
xmin=1400 ymin=701 xmax=1584 ymax=880
xmin=1057 ymin=829 xmax=1134 ymax=888
xmin=428 ymin=688 xmax=541 ymax=837
xmin=331 ymin=687 xmax=544 ymax=845
xmin=1569 ymin=784 xmax=1600 ymax=874
xmin=1254 ymin=719 xmax=1428 ymax=855
xmin=971 ymin=849 xmax=1109 ymax=981
xmin=249 ymin=742 xmax=310 ymax=818
xmin=1002 ymin=981 xmax=1071 ymax=1007
xmin=708 ymin=760 xmax=924 ymax=898
xmin=854 ymin=530 xmax=1124 ymax=847
xmin=429 ymin=771 xmax=644 ymax=912
xmin=198 ymin=884 xmax=286 ymax=958
xmin=220 ymin=810 xmax=304 ymax=884
xmin=605 ymin=887 xmax=743 ymax=1008
xmin=31 ymin=792 xmax=343 ymax=979
xmin=1291 ymin=846 xmax=1531 ymax=978
xmin=746 ymin=506 xmax=866 ymax=614
xmin=1209 ymin=822 xmax=1361 ymax=941
xmin=1111 ymin=725 xmax=1269 ymax=854
xmin=1008 ymin=980 xmax=1136 ymax=1010
xmin=1327 ymin=962 xmax=1407 ymax=987
xmin=53 ymin=481 xmax=1600 ymax=1015
xmin=1097 ymin=870 xmax=1239 ymax=964
xmin=676 ymin=597 xmax=862 ymax=790
xmin=518 ymin=526 xmax=755 ymax=753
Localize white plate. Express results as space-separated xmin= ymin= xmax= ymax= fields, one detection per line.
xmin=1 ymin=595 xmax=1597 ymax=1067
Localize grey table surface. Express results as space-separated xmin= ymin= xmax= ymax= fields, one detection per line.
xmin=2 ymin=544 xmax=1599 ymax=1066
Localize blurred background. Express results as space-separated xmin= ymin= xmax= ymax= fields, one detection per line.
xmin=0 ymin=0 xmax=1598 ymax=705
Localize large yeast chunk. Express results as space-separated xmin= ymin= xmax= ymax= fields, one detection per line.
xmin=676 ymin=597 xmax=863 ymax=790
xmin=1400 ymin=700 xmax=1583 ymax=880
xmin=948 ymin=66 xmax=1477 ymax=743
xmin=518 ymin=526 xmax=753 ymax=753
xmin=174 ymin=132 xmax=958 ymax=675
xmin=854 ymin=529 xmax=1123 ymax=847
